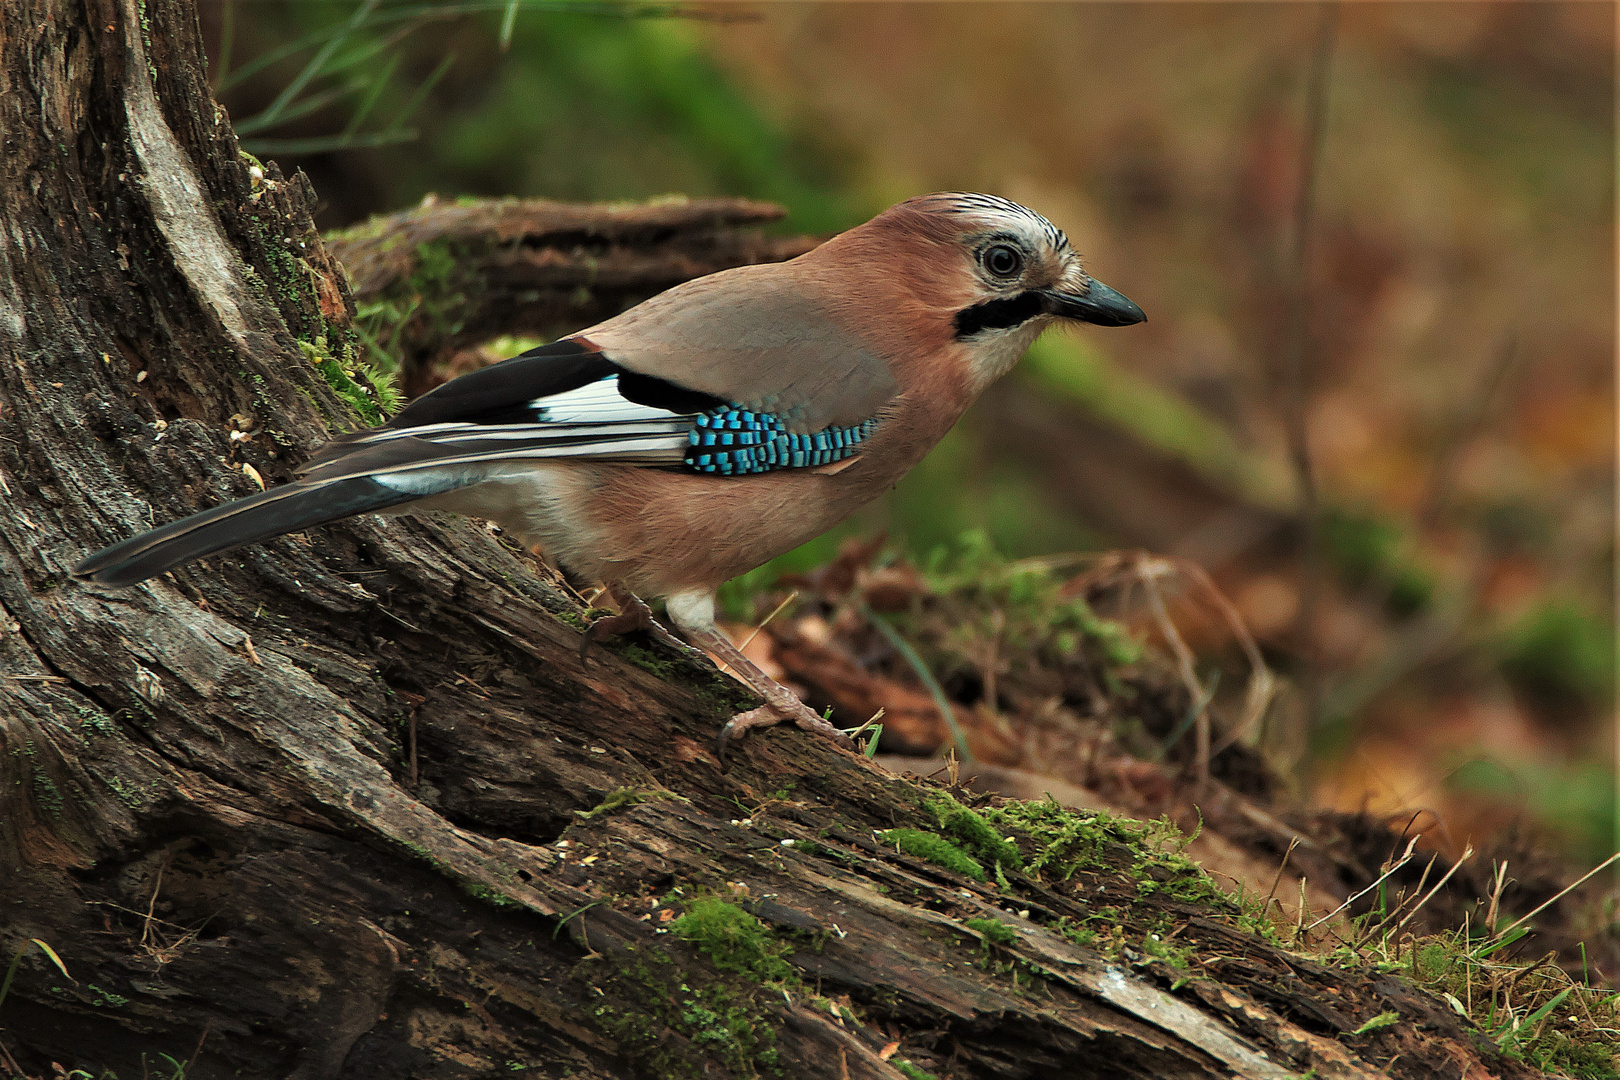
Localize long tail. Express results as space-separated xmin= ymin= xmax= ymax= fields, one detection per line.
xmin=73 ymin=476 xmax=431 ymax=587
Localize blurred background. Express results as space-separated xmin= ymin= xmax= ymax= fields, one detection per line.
xmin=200 ymin=2 xmax=1615 ymax=866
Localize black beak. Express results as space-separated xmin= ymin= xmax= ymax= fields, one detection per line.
xmin=1038 ymin=279 xmax=1146 ymax=327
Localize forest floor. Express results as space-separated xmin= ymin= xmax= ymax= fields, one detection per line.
xmin=682 ymin=534 xmax=1620 ymax=1079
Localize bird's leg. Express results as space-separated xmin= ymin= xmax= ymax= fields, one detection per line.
xmin=663 ymin=589 xmax=853 ymax=758
xmin=578 ymin=582 xmax=700 ymax=663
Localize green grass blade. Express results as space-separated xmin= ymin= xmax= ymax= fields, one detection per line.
xmin=342 ymin=52 xmax=403 ymax=139
xmin=233 ymin=84 xmax=354 ymax=135
xmin=240 ymin=130 xmax=420 ymax=156
xmin=857 ymin=600 xmax=972 ymax=763
xmin=0 ymin=938 xmax=71 ymax=1015
xmin=499 ymin=0 xmax=521 ymax=49
xmin=383 ymin=53 xmax=455 ymax=137
xmin=255 ymin=0 xmax=383 ymax=132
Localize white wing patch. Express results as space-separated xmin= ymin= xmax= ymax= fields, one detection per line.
xmin=343 ymin=374 xmax=691 ymax=455
xmin=324 ymin=374 xmax=695 ymax=480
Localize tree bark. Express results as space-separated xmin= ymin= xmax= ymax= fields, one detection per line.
xmin=0 ymin=4 xmax=1543 ymax=1079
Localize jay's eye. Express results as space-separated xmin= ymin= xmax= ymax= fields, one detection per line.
xmin=983 ymin=244 xmax=1023 ymax=278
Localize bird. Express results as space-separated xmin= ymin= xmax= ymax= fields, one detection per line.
xmin=73 ymin=192 xmax=1145 ymax=754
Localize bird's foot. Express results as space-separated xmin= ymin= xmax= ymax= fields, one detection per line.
xmin=716 ymin=689 xmax=853 ymax=762
xmin=579 ymin=586 xmax=705 ymax=664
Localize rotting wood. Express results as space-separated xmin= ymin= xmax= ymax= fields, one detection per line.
xmin=0 ymin=2 xmax=1552 ymax=1078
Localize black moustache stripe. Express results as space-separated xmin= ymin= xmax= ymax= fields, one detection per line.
xmin=953 ymin=291 xmax=1044 ymax=338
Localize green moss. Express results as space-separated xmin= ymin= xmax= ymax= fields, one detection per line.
xmin=978 ymin=799 xmax=1122 ymax=880
xmin=297 ymin=333 xmax=400 ymax=426
xmin=104 ymin=775 xmax=145 ymax=809
xmin=76 ymin=705 xmax=117 ymax=737
xmin=576 ymin=786 xmax=688 ymax=820
xmin=893 ymin=1061 xmax=938 ymax=1080
xmin=1140 ymin=935 xmax=1193 ymax=969
xmin=879 ymin=828 xmax=984 ymax=881
xmin=87 ymin=984 xmax=129 ymax=1008
xmin=669 ymin=899 xmax=796 ymax=985
xmin=590 ymin=909 xmax=798 ymax=1080
xmin=963 ymin=918 xmax=1018 ymax=948
xmin=620 ymin=643 xmax=683 ymax=680
xmin=1052 ymin=917 xmax=1097 ymax=948
xmin=593 ymin=959 xmax=781 ymax=1078
xmin=462 ymin=880 xmax=514 ymax=907
xmin=925 ymin=792 xmax=1023 ymax=871
xmin=910 ymin=529 xmax=1143 ymax=671
xmin=351 ymin=238 xmax=474 ymax=380
xmin=32 ymin=772 xmax=63 ymax=817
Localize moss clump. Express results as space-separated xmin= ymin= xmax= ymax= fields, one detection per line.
xmin=461 ymin=880 xmax=514 ymax=907
xmin=32 ymin=772 xmax=63 ymax=817
xmin=297 ymin=332 xmax=401 ymax=426
xmin=894 ymin=1061 xmax=938 ymax=1080
xmin=590 ymin=897 xmax=811 ymax=1076
xmin=1052 ymin=917 xmax=1097 ymax=948
xmin=351 ymin=239 xmax=473 ymax=379
xmin=576 ymin=786 xmax=687 ymax=820
xmin=910 ymin=529 xmax=1143 ymax=669
xmin=978 ymin=798 xmax=1124 ymax=880
xmin=591 ymin=954 xmax=783 ymax=1078
xmin=670 ymin=898 xmax=796 ymax=985
xmin=1140 ymin=934 xmax=1193 ymax=969
xmin=963 ymin=918 xmax=1018 ymax=948
xmin=75 ymin=705 xmax=118 ymax=737
xmin=879 ymin=828 xmax=984 ymax=881
xmin=925 ymin=793 xmax=1023 ymax=871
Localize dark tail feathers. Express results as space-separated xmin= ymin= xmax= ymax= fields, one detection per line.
xmin=73 ymin=476 xmax=426 ymax=587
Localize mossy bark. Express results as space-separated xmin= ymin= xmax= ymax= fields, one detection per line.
xmin=0 ymin=3 xmax=1546 ymax=1079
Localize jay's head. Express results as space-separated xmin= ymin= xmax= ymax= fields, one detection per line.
xmin=823 ymin=192 xmax=1144 ymax=391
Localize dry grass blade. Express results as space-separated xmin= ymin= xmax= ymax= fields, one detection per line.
xmin=1264 ymin=835 xmax=1303 ymax=915
xmin=1307 ymin=835 xmax=1418 ymax=933
xmin=1391 ymin=843 xmax=1474 ymax=938
xmin=739 ymin=590 xmax=799 ymax=654
xmin=1494 ymin=849 xmax=1620 ymax=944
xmin=1177 ymin=558 xmax=1276 ymax=755
xmin=1135 ymin=555 xmax=1211 ymax=794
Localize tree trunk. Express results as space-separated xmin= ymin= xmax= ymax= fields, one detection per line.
xmin=0 ymin=4 xmax=1542 ymax=1079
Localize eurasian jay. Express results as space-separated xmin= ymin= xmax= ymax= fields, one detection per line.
xmin=73 ymin=193 xmax=1145 ymax=751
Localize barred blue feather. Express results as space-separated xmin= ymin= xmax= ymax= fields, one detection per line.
xmin=686 ymin=408 xmax=878 ymax=476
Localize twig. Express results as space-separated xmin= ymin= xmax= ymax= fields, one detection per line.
xmin=1484 ymin=860 xmax=1511 ymax=932
xmin=715 ymin=590 xmax=798 ymax=677
xmin=184 ymin=1019 xmax=213 ymax=1075
xmin=1280 ymin=1 xmax=1339 ymax=731
xmin=1373 ymin=850 xmax=1439 ymax=937
xmin=738 ymin=591 xmax=799 ymax=655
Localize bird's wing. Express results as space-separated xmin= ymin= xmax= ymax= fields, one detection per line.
xmin=299 ymin=335 xmax=887 ymax=484
xmin=581 ymin=265 xmax=900 ymax=433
